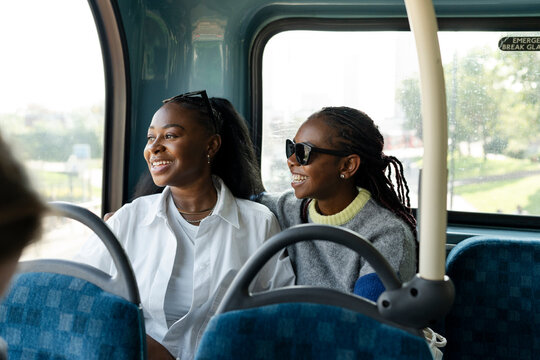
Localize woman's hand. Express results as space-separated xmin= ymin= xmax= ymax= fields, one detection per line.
xmin=146 ymin=335 xmax=175 ymax=360
xmin=103 ymin=212 xmax=115 ymax=221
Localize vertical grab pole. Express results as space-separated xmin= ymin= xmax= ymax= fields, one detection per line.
xmin=404 ymin=0 xmax=447 ymax=280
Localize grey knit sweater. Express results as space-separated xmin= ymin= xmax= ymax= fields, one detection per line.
xmin=259 ymin=190 xmax=416 ymax=293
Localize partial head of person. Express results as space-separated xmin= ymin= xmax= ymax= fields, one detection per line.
xmin=144 ymin=90 xmax=263 ymax=199
xmin=0 ymin=134 xmax=47 ymax=296
xmin=286 ymin=106 xmax=416 ymax=232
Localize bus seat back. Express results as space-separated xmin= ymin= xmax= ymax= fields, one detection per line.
xmin=0 ymin=272 xmax=145 ymax=359
xmin=195 ymin=302 xmax=433 ymax=360
xmin=444 ymin=236 xmax=540 ymax=359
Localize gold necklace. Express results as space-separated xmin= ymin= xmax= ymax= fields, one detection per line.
xmin=178 ymin=206 xmax=215 ymax=224
xmin=176 ymin=206 xmax=214 ymax=215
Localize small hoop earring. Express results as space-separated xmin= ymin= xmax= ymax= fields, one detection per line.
xmin=207 ymin=155 xmax=211 ymax=164
xmin=340 ymin=174 xmax=345 ymax=179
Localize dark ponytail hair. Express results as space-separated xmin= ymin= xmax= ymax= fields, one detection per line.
xmin=209 ymin=97 xmax=264 ymax=198
xmin=156 ymin=92 xmax=263 ymax=199
xmin=312 ymin=107 xmax=417 ymax=235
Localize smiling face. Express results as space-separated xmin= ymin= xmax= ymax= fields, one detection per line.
xmin=288 ymin=116 xmax=347 ymax=201
xmin=143 ymin=103 xmax=216 ymax=188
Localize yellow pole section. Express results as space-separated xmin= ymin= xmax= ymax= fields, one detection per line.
xmin=404 ymin=0 xmax=448 ymax=280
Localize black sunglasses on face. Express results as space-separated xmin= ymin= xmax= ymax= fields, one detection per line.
xmin=164 ymin=90 xmax=218 ymax=131
xmin=285 ymin=139 xmax=350 ymax=165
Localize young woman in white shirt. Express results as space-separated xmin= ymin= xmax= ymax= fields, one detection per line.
xmin=76 ymin=92 xmax=295 ymax=360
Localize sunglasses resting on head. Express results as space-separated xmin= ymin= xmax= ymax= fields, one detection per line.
xmin=164 ymin=90 xmax=219 ymax=132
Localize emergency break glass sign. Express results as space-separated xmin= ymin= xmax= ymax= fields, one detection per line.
xmin=499 ymin=37 xmax=540 ymax=51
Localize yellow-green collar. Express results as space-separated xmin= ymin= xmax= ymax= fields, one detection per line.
xmin=309 ymin=188 xmax=371 ymax=226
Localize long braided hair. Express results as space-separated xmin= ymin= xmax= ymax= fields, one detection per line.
xmin=312 ymin=107 xmax=417 ymax=236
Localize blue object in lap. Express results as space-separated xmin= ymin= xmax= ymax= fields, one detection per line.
xmin=354 ymin=272 xmax=386 ymax=302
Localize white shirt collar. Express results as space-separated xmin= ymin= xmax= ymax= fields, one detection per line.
xmin=140 ymin=176 xmax=239 ymax=228
xmin=140 ymin=187 xmax=169 ymax=226
xmin=210 ymin=176 xmax=239 ymax=229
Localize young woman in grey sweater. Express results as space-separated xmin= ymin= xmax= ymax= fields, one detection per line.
xmin=256 ymin=106 xmax=417 ymax=302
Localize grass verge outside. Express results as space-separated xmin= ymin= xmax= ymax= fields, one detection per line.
xmin=449 ymin=155 xmax=539 ymax=180
xmin=454 ymin=174 xmax=540 ymax=215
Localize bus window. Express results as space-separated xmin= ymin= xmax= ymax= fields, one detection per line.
xmin=261 ymin=30 xmax=540 ymax=218
xmin=0 ymin=0 xmax=105 ymax=259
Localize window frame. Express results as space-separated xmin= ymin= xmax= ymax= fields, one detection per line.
xmin=87 ymin=0 xmax=131 ymax=215
xmin=250 ymin=16 xmax=540 ymax=231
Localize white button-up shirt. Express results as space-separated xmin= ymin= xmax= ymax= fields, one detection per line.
xmin=76 ymin=177 xmax=295 ymax=359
